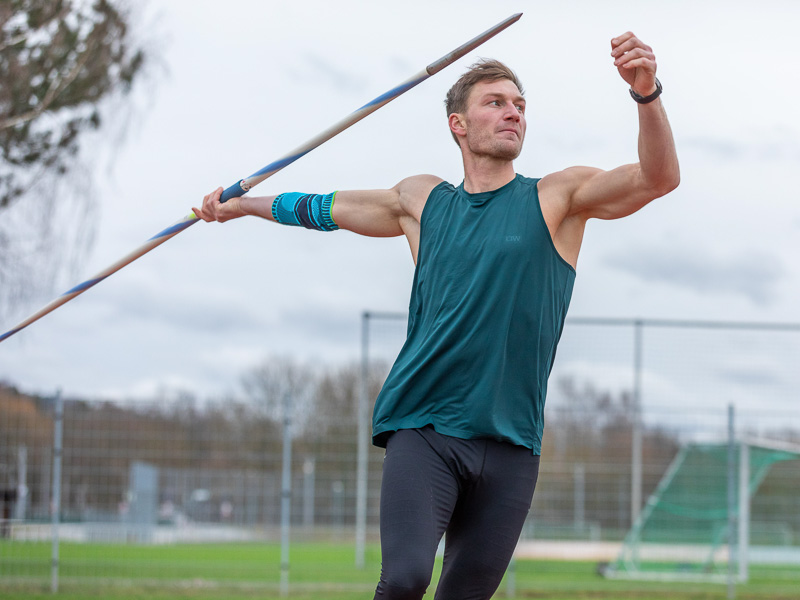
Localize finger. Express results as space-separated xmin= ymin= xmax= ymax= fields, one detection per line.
xmin=610 ymin=31 xmax=635 ymax=50
xmin=194 ymin=191 xmax=216 ymax=221
xmin=612 ymin=39 xmax=652 ymax=61
xmin=194 ymin=187 xmax=226 ymax=222
xmin=615 ymin=47 xmax=655 ymax=68
xmin=620 ymin=57 xmax=656 ymax=72
xmin=202 ymin=189 xmax=219 ymax=210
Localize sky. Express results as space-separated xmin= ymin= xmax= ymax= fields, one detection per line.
xmin=1 ymin=0 xmax=799 ymax=427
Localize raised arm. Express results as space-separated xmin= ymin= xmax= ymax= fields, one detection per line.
xmin=548 ymin=32 xmax=680 ymax=222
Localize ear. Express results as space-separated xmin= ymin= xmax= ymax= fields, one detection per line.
xmin=448 ymin=112 xmax=467 ymax=139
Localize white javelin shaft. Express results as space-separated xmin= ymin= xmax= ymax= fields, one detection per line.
xmin=0 ymin=13 xmax=522 ymax=343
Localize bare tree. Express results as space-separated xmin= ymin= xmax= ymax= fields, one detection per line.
xmin=307 ymin=360 xmax=389 ymax=437
xmin=241 ymin=356 xmax=319 ymax=434
xmin=0 ymin=0 xmax=148 ymax=314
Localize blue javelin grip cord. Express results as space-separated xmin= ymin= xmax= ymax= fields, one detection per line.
xmin=221 ymin=181 xmax=248 ymax=204
xmin=0 ymin=13 xmax=522 ymax=344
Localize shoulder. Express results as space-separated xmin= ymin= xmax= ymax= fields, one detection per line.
xmin=539 ymin=166 xmax=603 ymax=196
xmin=537 ymin=166 xmax=603 ymax=221
xmin=395 ymin=174 xmax=445 ymax=197
xmin=394 ymin=174 xmax=445 ymax=216
xmin=535 ymin=167 xmax=603 ymax=234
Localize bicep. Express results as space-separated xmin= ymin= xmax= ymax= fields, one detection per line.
xmin=331 ymin=189 xmax=405 ymax=237
xmin=331 ymin=174 xmax=440 ymax=238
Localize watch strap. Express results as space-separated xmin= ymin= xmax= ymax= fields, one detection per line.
xmin=630 ymin=78 xmax=662 ymax=104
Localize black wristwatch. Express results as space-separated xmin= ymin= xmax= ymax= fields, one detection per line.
xmin=629 ymin=78 xmax=662 ymax=104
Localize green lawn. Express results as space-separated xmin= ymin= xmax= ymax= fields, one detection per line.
xmin=1 ymin=540 xmax=798 ymax=599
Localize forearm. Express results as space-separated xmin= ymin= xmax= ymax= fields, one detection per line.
xmin=194 ymin=176 xmax=432 ymax=237
xmin=636 ymin=98 xmax=680 ymax=193
xmin=239 ymin=195 xmax=278 ymax=221
xmin=213 ymin=188 xmax=403 ymax=236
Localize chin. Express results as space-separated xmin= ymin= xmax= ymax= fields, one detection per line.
xmin=492 ymin=145 xmax=522 ymax=161
xmin=467 ymin=137 xmax=523 ymax=161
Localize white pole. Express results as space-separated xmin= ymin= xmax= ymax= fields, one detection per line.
xmin=50 ymin=391 xmax=63 ymax=594
xmin=355 ymin=311 xmax=369 ymax=568
xmin=727 ymin=404 xmax=736 ymax=600
xmin=574 ymin=463 xmax=585 ymax=533
xmin=738 ymin=442 xmax=750 ymax=582
xmin=303 ymin=458 xmax=315 ymax=530
xmin=631 ymin=320 xmax=643 ymax=525
xmin=14 ymin=446 xmax=27 ymax=522
xmin=505 ymin=555 xmax=516 ymax=598
xmin=280 ymin=392 xmax=292 ymax=597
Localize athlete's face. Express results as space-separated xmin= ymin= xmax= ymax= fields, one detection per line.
xmin=461 ymin=79 xmax=526 ymax=160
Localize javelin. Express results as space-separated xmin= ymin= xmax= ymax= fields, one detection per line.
xmin=0 ymin=13 xmax=522 ymax=343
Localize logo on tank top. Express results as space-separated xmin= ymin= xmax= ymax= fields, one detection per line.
xmin=505 ymin=235 xmax=522 ymax=242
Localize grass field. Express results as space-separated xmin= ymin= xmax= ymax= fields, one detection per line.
xmin=1 ymin=540 xmax=799 ymax=599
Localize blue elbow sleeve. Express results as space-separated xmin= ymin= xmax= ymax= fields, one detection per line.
xmin=271 ymin=192 xmax=339 ymax=232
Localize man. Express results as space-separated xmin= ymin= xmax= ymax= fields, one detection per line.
xmin=194 ymin=31 xmax=679 ymax=600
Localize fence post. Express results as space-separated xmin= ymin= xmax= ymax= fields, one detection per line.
xmin=355 ymin=311 xmax=370 ymax=569
xmin=51 ymin=390 xmax=63 ymax=594
xmin=727 ymin=404 xmax=737 ymax=600
xmin=303 ymin=458 xmax=315 ymax=530
xmin=738 ymin=441 xmax=750 ymax=582
xmin=574 ymin=463 xmax=585 ymax=533
xmin=14 ymin=446 xmax=27 ymax=522
xmin=505 ymin=556 xmax=516 ymax=598
xmin=631 ymin=320 xmax=643 ymax=526
xmin=280 ymin=391 xmax=292 ymax=597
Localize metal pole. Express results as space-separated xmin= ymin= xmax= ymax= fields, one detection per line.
xmin=50 ymin=390 xmax=63 ymax=594
xmin=505 ymin=556 xmax=516 ymax=598
xmin=355 ymin=311 xmax=370 ymax=568
xmin=303 ymin=458 xmax=315 ymax=530
xmin=727 ymin=404 xmax=736 ymax=600
xmin=574 ymin=463 xmax=585 ymax=533
xmin=14 ymin=446 xmax=27 ymax=522
xmin=280 ymin=392 xmax=292 ymax=597
xmin=631 ymin=319 xmax=643 ymax=526
xmin=738 ymin=442 xmax=750 ymax=582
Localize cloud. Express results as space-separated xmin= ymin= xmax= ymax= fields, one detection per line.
xmin=77 ymin=273 xmax=270 ymax=337
xmin=681 ymin=137 xmax=743 ymax=160
xmin=284 ymin=52 xmax=369 ymax=94
xmin=681 ymin=130 xmax=800 ymax=163
xmin=717 ymin=365 xmax=782 ymax=388
xmin=605 ymin=245 xmax=785 ymax=305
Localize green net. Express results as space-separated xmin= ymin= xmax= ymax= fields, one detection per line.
xmin=607 ymin=442 xmax=800 ymax=582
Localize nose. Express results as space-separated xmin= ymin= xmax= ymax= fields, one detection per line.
xmin=503 ymin=102 xmax=521 ymax=121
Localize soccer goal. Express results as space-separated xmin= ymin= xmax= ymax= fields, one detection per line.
xmin=605 ymin=438 xmax=800 ymax=583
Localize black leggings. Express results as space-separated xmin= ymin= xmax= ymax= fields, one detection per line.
xmin=374 ymin=427 xmax=540 ymax=600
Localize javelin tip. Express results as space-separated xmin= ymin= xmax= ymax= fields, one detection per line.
xmin=426 ymin=13 xmax=523 ymax=76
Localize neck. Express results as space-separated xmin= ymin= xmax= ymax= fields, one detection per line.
xmin=461 ymin=155 xmax=517 ymax=194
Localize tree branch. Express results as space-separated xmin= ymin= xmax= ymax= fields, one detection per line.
xmin=0 ymin=32 xmax=28 ymax=53
xmin=0 ymin=38 xmax=97 ymax=131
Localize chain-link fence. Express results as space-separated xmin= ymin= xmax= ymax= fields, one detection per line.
xmin=1 ymin=316 xmax=799 ymax=595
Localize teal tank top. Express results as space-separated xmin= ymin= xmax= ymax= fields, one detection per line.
xmin=372 ymin=174 xmax=576 ymax=454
